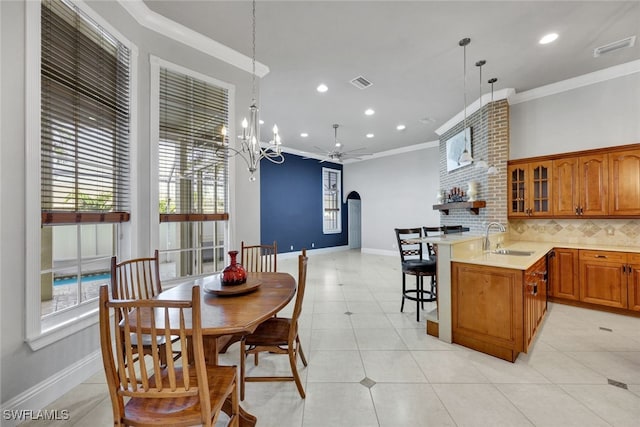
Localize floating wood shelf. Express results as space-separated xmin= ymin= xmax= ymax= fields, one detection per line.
xmin=433 ymin=200 xmax=486 ymax=215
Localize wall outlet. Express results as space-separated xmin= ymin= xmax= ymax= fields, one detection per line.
xmin=311 ymin=242 xmax=315 ymax=248
xmin=290 ymin=245 xmax=294 ymax=250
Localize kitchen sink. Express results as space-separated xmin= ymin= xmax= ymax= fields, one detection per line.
xmin=492 ymin=249 xmax=535 ymax=256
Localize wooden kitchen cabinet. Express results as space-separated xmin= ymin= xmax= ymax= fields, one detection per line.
xmin=524 ymin=256 xmax=547 ymax=351
xmin=508 ymin=161 xmax=552 ymax=217
xmin=553 ymin=154 xmax=608 ymax=216
xmin=579 ymin=250 xmax=627 ymax=309
xmin=608 ymin=149 xmax=640 ymax=216
xmin=548 ymin=248 xmax=580 ymax=301
xmin=628 ymin=253 xmax=640 ymax=312
xmin=452 ymin=257 xmax=547 ymax=362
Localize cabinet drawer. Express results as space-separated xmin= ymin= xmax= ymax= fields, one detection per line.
xmin=579 ymin=250 xmax=626 ymax=263
xmin=628 ymin=253 xmax=640 ymax=264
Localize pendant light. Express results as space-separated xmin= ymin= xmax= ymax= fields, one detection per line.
xmin=458 ymin=38 xmax=473 ymax=164
xmin=486 ymin=77 xmax=499 ymax=175
xmin=474 ymin=59 xmax=488 ymax=169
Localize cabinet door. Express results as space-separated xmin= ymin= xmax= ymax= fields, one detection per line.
xmin=579 ymin=155 xmax=608 ymax=216
xmin=553 ymin=158 xmax=580 ymax=216
xmin=524 ymin=256 xmax=547 ymax=351
xmin=579 ymin=250 xmax=627 ymax=308
xmin=549 ymin=248 xmax=580 ymax=300
xmin=529 ymin=161 xmax=553 ymax=216
xmin=628 ymin=253 xmax=640 ymax=312
xmin=608 ymin=149 xmax=640 ymax=216
xmin=451 ymin=263 xmax=523 ymax=355
xmin=508 ymin=164 xmax=528 ymax=217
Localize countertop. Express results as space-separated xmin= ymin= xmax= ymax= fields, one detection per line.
xmin=420 ymin=233 xmax=640 ymax=271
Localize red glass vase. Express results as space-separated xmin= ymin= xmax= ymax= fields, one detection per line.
xmin=221 ymin=250 xmax=247 ymax=286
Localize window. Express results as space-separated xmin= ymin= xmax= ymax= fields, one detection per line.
xmin=322 ymin=167 xmax=342 ymax=234
xmin=26 ymin=0 xmax=135 ymax=347
xmin=154 ymin=60 xmax=231 ymax=281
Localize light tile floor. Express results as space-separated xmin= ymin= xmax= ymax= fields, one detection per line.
xmin=21 ymin=250 xmax=640 ymax=426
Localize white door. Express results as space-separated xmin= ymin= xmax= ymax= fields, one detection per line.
xmin=348 ymin=199 xmax=361 ymax=249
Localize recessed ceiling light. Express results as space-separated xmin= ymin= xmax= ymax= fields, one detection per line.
xmin=335 ymin=142 xmax=341 ymax=147
xmin=396 ymin=124 xmax=406 ymax=131
xmin=259 ymin=119 xmax=265 ymax=125
xmin=366 ymin=133 xmax=374 ymax=138
xmin=539 ymin=33 xmax=558 ymax=45
xmin=300 ymin=133 xmax=308 ymax=138
xmin=316 ymin=83 xmax=328 ymax=93
xmin=364 ymin=108 xmax=375 ymax=116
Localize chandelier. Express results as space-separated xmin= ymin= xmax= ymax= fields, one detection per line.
xmin=224 ymin=0 xmax=284 ymax=181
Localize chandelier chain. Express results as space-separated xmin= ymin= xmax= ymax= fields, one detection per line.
xmin=251 ymin=0 xmax=256 ymax=98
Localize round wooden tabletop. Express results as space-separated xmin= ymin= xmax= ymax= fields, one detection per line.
xmin=157 ymin=271 xmax=297 ymax=336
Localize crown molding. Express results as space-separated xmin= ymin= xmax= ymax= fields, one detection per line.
xmin=117 ymin=0 xmax=269 ymax=77
xmin=354 ymin=140 xmax=439 ymax=162
xmin=436 ymin=59 xmax=640 ymax=136
xmin=509 ymin=59 xmax=640 ymax=105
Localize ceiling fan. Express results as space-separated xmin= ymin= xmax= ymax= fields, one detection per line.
xmin=307 ymin=124 xmax=371 ymax=163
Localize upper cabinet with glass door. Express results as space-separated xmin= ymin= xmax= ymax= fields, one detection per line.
xmin=510 ymin=144 xmax=640 ymax=219
xmin=508 ymin=161 xmax=553 ymax=217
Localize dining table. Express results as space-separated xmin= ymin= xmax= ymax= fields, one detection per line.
xmin=151 ymin=271 xmax=297 ymax=427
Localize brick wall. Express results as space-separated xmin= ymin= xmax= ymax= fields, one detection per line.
xmin=438 ymin=99 xmax=509 ymax=233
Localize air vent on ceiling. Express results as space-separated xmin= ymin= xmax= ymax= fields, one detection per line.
xmin=350 ymin=75 xmax=373 ymax=89
xmin=593 ymin=36 xmax=636 ymax=57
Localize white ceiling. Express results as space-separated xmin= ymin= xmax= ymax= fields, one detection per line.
xmin=143 ymin=1 xmax=640 ymax=158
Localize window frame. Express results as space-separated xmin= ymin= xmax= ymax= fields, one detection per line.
xmin=322 ymin=167 xmax=342 ymax=234
xmin=25 ymin=0 xmax=138 ymax=350
xmin=149 ymin=56 xmax=235 ymax=284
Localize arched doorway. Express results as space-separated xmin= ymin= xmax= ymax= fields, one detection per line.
xmin=347 ymin=191 xmax=361 ymax=249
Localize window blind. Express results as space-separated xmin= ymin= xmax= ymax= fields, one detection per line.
xmin=158 ymin=68 xmax=229 ymax=223
xmin=41 ymin=0 xmax=130 ymax=225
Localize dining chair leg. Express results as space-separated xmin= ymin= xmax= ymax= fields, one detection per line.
xmin=230 ymin=375 xmax=240 ymax=427
xmin=288 ymin=344 xmax=306 ymax=399
xmin=296 ymin=335 xmax=308 ymax=366
xmin=240 ymin=337 xmax=246 ymax=402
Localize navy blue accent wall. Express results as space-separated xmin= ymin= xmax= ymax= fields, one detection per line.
xmin=260 ymin=153 xmax=348 ymax=253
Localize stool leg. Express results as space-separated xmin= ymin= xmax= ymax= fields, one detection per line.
xmin=420 ymin=276 xmax=425 ymax=310
xmin=416 ymin=275 xmax=420 ymax=322
xmin=400 ymin=273 xmax=406 ymax=313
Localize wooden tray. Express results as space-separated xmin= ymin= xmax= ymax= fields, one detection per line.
xmin=201 ymin=274 xmax=261 ymax=296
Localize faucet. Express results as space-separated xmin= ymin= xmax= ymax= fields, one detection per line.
xmin=484 ymin=222 xmax=506 ymax=251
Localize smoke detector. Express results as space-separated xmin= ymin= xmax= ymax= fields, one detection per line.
xmin=593 ymin=36 xmax=636 ymax=57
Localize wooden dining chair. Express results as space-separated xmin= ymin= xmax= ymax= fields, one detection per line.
xmin=241 ymin=241 xmax=277 ymax=272
xmin=240 ymin=249 xmax=308 ymax=401
xmin=217 ymin=242 xmax=278 ymax=355
xmin=110 ymin=250 xmax=180 ymax=366
xmin=98 ymin=285 xmax=239 ymax=427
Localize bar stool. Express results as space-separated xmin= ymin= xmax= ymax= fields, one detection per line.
xmin=394 ymin=228 xmax=437 ymax=321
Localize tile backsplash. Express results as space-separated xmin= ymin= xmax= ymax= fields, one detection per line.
xmin=509 ymin=219 xmax=640 ymax=247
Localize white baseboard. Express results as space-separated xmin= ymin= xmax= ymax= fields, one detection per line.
xmin=278 ymin=245 xmax=351 ymax=259
xmin=0 ymin=350 xmax=102 ymax=427
xmin=361 ymin=247 xmax=397 ymax=257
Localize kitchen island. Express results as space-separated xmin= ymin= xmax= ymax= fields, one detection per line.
xmin=426 ymin=232 xmax=640 ymax=361
xmin=424 ymin=233 xmax=552 ymax=361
